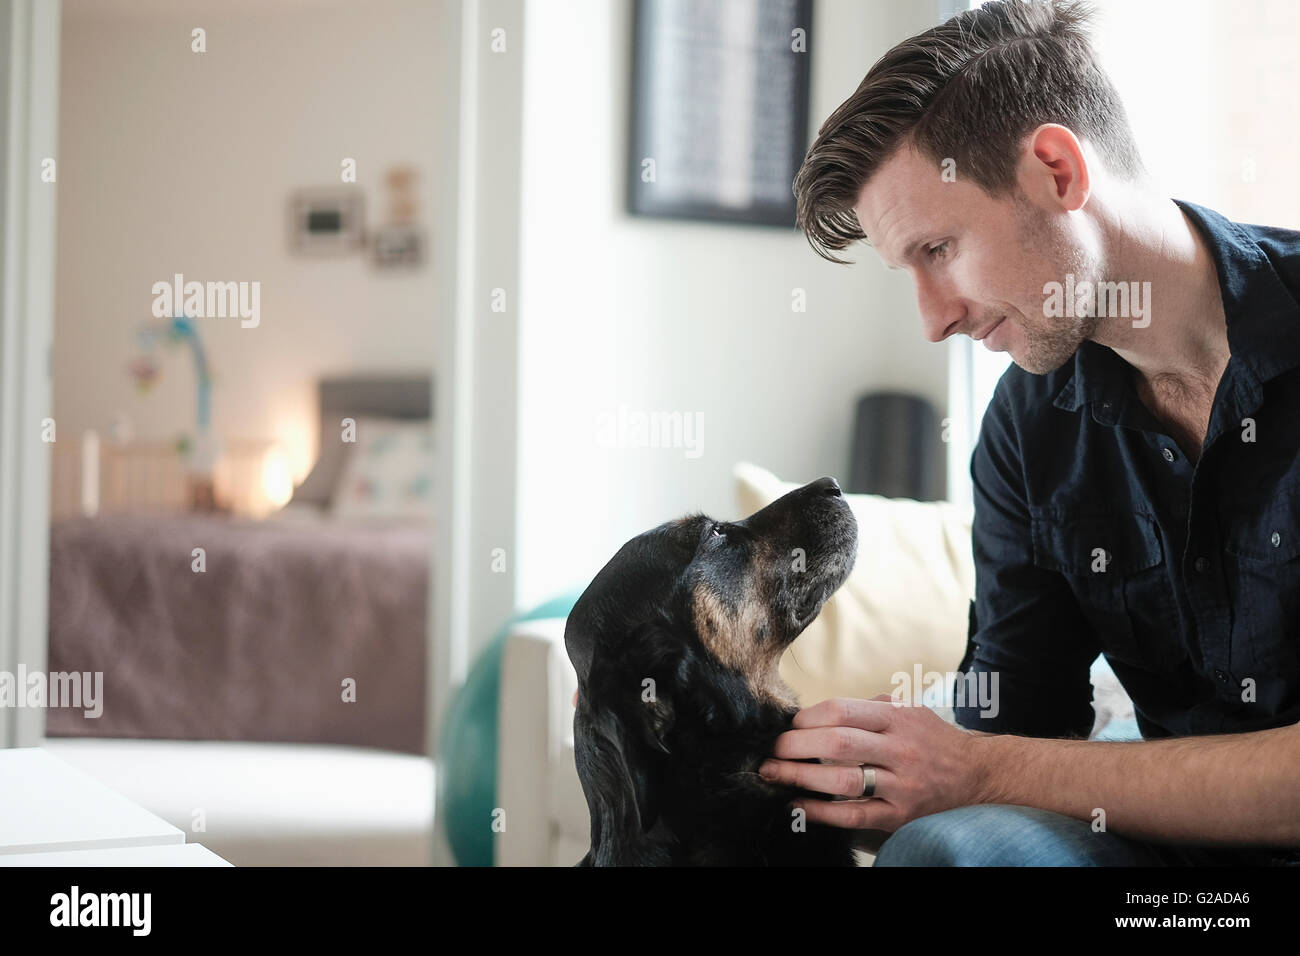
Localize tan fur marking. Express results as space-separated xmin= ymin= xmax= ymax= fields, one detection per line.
xmin=691 ymin=585 xmax=798 ymax=710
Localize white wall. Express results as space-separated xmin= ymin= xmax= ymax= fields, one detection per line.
xmin=515 ymin=0 xmax=947 ymax=610
xmin=54 ymin=0 xmax=442 ymax=483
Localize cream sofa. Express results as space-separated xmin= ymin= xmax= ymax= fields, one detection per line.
xmin=495 ymin=462 xmax=1138 ymax=866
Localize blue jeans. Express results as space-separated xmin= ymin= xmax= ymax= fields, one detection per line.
xmin=872 ymin=805 xmax=1300 ymax=866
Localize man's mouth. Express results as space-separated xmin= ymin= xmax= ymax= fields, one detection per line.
xmin=973 ymin=316 xmax=1006 ymax=341
xmin=979 ymin=316 xmax=1008 ymax=351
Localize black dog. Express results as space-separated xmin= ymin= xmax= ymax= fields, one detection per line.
xmin=564 ymin=477 xmax=860 ymax=866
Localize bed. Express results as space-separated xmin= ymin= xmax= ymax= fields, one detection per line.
xmin=45 ymin=375 xmax=434 ymax=755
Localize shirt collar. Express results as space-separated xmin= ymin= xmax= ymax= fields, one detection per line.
xmin=1053 ymin=198 xmax=1300 ymax=417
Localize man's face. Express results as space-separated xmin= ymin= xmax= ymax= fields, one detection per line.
xmin=853 ymin=143 xmax=1101 ymax=375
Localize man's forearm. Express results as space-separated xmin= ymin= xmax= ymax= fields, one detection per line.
xmin=966 ymin=723 xmax=1300 ymax=846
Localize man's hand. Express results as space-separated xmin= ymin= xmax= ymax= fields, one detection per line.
xmin=760 ymin=694 xmax=1300 ymax=846
xmin=758 ymin=693 xmax=990 ymax=833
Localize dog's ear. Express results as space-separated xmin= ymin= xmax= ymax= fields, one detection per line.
xmin=580 ymin=696 xmax=667 ymax=836
xmin=575 ymin=625 xmax=687 ymax=839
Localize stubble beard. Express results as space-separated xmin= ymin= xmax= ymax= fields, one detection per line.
xmin=1011 ymin=194 xmax=1103 ymax=375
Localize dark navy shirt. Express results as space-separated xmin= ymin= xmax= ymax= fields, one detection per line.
xmin=954 ymin=199 xmax=1300 ymax=743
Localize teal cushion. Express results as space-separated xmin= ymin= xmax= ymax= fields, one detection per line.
xmin=437 ymin=591 xmax=581 ymax=866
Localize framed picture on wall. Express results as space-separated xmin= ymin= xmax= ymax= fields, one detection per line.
xmin=288 ymin=187 xmax=364 ymax=254
xmin=627 ymin=0 xmax=814 ymax=227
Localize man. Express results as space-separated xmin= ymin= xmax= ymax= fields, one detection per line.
xmin=756 ymin=0 xmax=1300 ymax=865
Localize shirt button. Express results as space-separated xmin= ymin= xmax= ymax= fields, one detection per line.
xmin=1272 ymin=531 xmax=1282 ymax=548
xmin=1214 ymin=669 xmax=1229 ymax=683
xmin=1162 ymin=447 xmax=1176 ymax=462
xmin=1194 ymin=556 xmax=1210 ymax=573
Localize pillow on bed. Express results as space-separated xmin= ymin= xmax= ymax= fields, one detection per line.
xmin=290 ymin=434 xmax=350 ymax=509
xmin=331 ymin=417 xmax=435 ymax=519
xmin=734 ymin=461 xmax=975 ymax=708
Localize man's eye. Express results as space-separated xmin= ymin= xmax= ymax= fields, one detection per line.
xmin=927 ymin=241 xmax=950 ymax=259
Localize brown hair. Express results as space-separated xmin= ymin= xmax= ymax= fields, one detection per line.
xmin=793 ymin=0 xmax=1145 ymax=263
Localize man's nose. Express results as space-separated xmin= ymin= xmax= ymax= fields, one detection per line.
xmin=916 ymin=284 xmax=965 ymax=343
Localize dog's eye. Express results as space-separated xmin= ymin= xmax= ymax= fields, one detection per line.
xmin=710 ymin=523 xmax=726 ymax=538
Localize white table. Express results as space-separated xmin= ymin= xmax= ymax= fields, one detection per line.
xmin=0 ymin=843 xmax=230 ymax=866
xmin=0 ymin=748 xmax=231 ymax=866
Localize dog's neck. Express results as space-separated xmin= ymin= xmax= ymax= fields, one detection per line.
xmin=579 ymin=690 xmax=856 ymax=866
xmin=645 ymin=702 xmax=853 ymax=866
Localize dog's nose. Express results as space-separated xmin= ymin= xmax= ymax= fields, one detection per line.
xmin=810 ymin=476 xmax=842 ymax=497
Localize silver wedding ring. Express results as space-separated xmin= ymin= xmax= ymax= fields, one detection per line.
xmin=860 ymin=766 xmax=877 ymax=798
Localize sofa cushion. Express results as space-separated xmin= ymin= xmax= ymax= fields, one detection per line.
xmin=734 ymin=462 xmax=976 ymax=708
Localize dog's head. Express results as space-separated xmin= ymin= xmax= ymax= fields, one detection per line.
xmin=564 ymin=477 xmax=857 ymax=859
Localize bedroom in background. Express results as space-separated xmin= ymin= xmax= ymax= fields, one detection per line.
xmin=0 ymin=0 xmax=505 ymax=867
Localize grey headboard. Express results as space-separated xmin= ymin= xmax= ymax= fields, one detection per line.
xmin=291 ymin=373 xmax=434 ymax=507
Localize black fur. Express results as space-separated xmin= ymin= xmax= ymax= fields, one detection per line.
xmin=564 ymin=477 xmax=860 ymax=866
